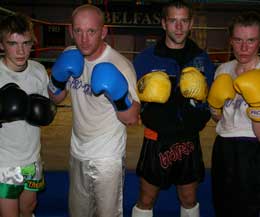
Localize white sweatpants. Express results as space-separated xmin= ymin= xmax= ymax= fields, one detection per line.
xmin=69 ymin=155 xmax=125 ymax=217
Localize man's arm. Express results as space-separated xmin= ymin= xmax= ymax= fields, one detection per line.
xmin=252 ymin=121 xmax=260 ymax=141
xmin=48 ymin=89 xmax=68 ymax=104
xmin=117 ymin=100 xmax=140 ymax=126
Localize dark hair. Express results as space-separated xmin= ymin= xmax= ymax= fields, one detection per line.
xmin=161 ymin=0 xmax=193 ymax=19
xmin=228 ymin=11 xmax=260 ymax=37
xmin=0 ymin=13 xmax=35 ymax=42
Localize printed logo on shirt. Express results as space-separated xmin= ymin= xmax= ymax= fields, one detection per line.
xmin=67 ymin=77 xmax=92 ymax=95
xmin=151 ymin=69 xmax=167 ymax=72
xmin=224 ymin=95 xmax=246 ymax=108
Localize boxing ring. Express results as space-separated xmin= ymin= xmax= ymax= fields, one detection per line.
xmin=0 ymin=5 xmax=231 ymax=67
xmin=0 ymin=5 xmax=232 ymax=217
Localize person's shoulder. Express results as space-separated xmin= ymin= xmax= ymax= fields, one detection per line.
xmin=107 ymin=45 xmax=133 ymax=66
xmin=108 ymin=45 xmax=126 ymax=58
xmin=28 ymin=60 xmax=48 ymax=77
xmin=0 ymin=58 xmax=5 ymax=69
xmin=28 ymin=59 xmax=45 ymax=70
xmin=140 ymin=45 xmax=155 ymax=53
xmin=136 ymin=45 xmax=155 ymax=57
xmin=187 ymin=39 xmax=209 ymax=57
xmin=194 ymin=48 xmax=211 ymax=60
xmin=215 ymin=59 xmax=236 ymax=75
xmin=134 ymin=45 xmax=156 ymax=64
xmin=218 ymin=59 xmax=236 ymax=69
xmin=64 ymin=45 xmax=77 ymax=51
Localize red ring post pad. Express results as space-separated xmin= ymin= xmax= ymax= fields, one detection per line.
xmin=91 ymin=62 xmax=132 ymax=111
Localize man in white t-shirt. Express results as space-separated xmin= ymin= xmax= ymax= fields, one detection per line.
xmin=48 ymin=4 xmax=140 ymax=217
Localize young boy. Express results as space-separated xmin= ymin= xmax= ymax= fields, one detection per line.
xmin=0 ymin=13 xmax=56 ymax=217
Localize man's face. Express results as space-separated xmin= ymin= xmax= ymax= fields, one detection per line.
xmin=71 ymin=9 xmax=107 ymax=61
xmin=230 ymin=24 xmax=260 ymax=64
xmin=162 ymin=7 xmax=193 ymax=49
xmin=0 ymin=31 xmax=33 ymax=72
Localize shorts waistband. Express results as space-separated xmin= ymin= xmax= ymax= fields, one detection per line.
xmin=144 ymin=128 xmax=158 ymax=141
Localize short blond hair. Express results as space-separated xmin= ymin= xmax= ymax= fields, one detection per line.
xmin=71 ymin=4 xmax=105 ymax=26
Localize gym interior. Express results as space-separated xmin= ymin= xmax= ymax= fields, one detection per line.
xmin=1 ymin=1 xmax=259 ymax=216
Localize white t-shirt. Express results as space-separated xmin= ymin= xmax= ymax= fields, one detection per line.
xmin=215 ymin=59 xmax=260 ymax=137
xmin=0 ymin=59 xmax=49 ymax=167
xmin=67 ymin=44 xmax=139 ymax=160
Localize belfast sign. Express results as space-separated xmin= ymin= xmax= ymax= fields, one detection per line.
xmin=101 ymin=4 xmax=162 ymax=27
xmin=104 ymin=11 xmax=161 ymax=26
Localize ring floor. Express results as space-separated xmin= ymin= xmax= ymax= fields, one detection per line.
xmin=35 ymin=169 xmax=214 ymax=217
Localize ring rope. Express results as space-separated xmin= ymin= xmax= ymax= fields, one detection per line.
xmin=0 ymin=6 xmax=228 ymax=30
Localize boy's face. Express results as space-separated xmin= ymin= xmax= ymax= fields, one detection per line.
xmin=0 ymin=31 xmax=33 ymax=72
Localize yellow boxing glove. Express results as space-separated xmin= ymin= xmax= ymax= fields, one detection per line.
xmin=180 ymin=67 xmax=208 ymax=101
xmin=233 ymin=69 xmax=260 ymax=121
xmin=207 ymin=73 xmax=236 ymax=115
xmin=137 ymin=71 xmax=171 ymax=103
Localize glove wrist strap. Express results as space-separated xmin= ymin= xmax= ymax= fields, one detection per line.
xmin=113 ymin=92 xmax=132 ymax=111
xmin=48 ymin=76 xmax=66 ymax=95
xmin=247 ymin=107 xmax=260 ymax=121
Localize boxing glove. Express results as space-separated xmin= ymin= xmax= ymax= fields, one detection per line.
xmin=180 ymin=67 xmax=208 ymax=101
xmin=0 ymin=83 xmax=28 ymax=123
xmin=91 ymin=62 xmax=132 ymax=111
xmin=48 ymin=49 xmax=84 ymax=95
xmin=26 ymin=94 xmax=57 ymax=126
xmin=233 ymin=69 xmax=260 ymax=121
xmin=137 ymin=71 xmax=171 ymax=103
xmin=207 ymin=73 xmax=236 ymax=115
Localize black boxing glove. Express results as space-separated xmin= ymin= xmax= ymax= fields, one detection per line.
xmin=0 ymin=83 xmax=28 ymax=124
xmin=26 ymin=94 xmax=57 ymax=126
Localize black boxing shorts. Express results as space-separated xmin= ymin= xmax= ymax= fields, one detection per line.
xmin=136 ymin=131 xmax=205 ymax=189
xmin=211 ymin=136 xmax=260 ymax=217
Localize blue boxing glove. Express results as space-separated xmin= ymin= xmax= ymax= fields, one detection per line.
xmin=91 ymin=62 xmax=132 ymax=111
xmin=48 ymin=49 xmax=84 ymax=95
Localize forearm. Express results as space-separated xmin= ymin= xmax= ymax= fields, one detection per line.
xmin=48 ymin=89 xmax=67 ymax=104
xmin=252 ymin=121 xmax=260 ymax=141
xmin=209 ymin=106 xmax=222 ymax=123
xmin=116 ymin=100 xmax=140 ymax=126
